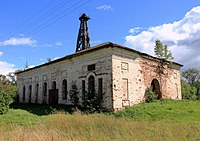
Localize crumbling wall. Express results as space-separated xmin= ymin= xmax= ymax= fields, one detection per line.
xmin=139 ymin=57 xmax=182 ymax=99
xmin=111 ymin=47 xmax=182 ymax=111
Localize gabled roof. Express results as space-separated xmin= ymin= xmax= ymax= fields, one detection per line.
xmin=15 ymin=42 xmax=183 ymax=74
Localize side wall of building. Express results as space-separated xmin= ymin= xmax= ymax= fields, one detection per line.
xmin=111 ymin=48 xmax=182 ymax=110
xmin=111 ymin=48 xmax=146 ymax=110
xmin=17 ymin=48 xmax=113 ymax=110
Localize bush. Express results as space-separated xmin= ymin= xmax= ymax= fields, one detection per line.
xmin=0 ymin=87 xmax=12 ymax=114
xmin=145 ymin=88 xmax=157 ymax=103
xmin=69 ymin=81 xmax=79 ymax=107
xmin=82 ymin=91 xmax=103 ymax=113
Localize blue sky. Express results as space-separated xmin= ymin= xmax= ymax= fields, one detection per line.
xmin=0 ymin=0 xmax=200 ymax=74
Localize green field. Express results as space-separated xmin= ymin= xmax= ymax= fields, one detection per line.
xmin=0 ymin=99 xmax=200 ymax=141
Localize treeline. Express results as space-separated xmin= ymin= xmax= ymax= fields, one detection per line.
xmin=0 ymin=74 xmax=17 ymax=114
xmin=181 ymin=68 xmax=200 ymax=100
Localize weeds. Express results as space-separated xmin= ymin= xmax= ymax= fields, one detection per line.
xmin=1 ymin=100 xmax=200 ymax=140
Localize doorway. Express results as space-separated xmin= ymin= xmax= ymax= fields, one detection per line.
xmin=151 ymin=79 xmax=161 ymax=99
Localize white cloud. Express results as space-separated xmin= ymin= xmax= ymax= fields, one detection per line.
xmin=0 ymin=51 xmax=3 ymax=57
xmin=41 ymin=42 xmax=62 ymax=47
xmin=55 ymin=42 xmax=62 ymax=46
xmin=129 ymin=27 xmax=143 ymax=34
xmin=125 ymin=6 xmax=200 ymax=70
xmin=96 ymin=5 xmax=112 ymax=11
xmin=0 ymin=61 xmax=15 ymax=75
xmin=0 ymin=37 xmax=36 ymax=46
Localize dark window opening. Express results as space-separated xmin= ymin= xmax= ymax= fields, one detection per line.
xmin=62 ymin=79 xmax=67 ymax=99
xmin=98 ymin=78 xmax=103 ymax=100
xmin=87 ymin=64 xmax=95 ymax=71
xmin=88 ymin=75 xmax=95 ymax=99
xmin=23 ymin=86 xmax=26 ymax=101
xmin=35 ymin=83 xmax=39 ymax=103
xmin=82 ymin=80 xmax=85 ymax=101
xmin=43 ymin=82 xmax=47 ymax=103
xmin=29 ymin=85 xmax=32 ymax=103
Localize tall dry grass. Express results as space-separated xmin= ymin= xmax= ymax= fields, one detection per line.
xmin=0 ymin=112 xmax=200 ymax=141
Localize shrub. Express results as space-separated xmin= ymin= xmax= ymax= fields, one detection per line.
xmin=145 ymin=87 xmax=157 ymax=103
xmin=69 ymin=81 xmax=79 ymax=107
xmin=0 ymin=87 xmax=12 ymax=114
xmin=82 ymin=91 xmax=103 ymax=113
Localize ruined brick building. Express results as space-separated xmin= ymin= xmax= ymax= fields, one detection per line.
xmin=16 ymin=14 xmax=182 ymax=111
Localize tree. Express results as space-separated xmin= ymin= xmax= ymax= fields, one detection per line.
xmin=82 ymin=91 xmax=104 ymax=113
xmin=0 ymin=74 xmax=17 ymax=101
xmin=182 ymin=68 xmax=200 ymax=99
xmin=182 ymin=68 xmax=200 ymax=85
xmin=181 ymin=80 xmax=197 ymax=100
xmin=0 ymin=73 xmax=17 ymax=114
xmin=154 ymin=40 xmax=174 ymax=60
xmin=69 ymin=81 xmax=79 ymax=107
xmin=0 ymin=87 xmax=12 ymax=114
xmin=7 ymin=73 xmax=17 ymax=84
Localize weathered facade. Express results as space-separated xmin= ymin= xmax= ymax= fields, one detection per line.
xmin=16 ymin=42 xmax=182 ymax=111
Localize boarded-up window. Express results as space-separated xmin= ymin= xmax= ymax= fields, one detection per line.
xmin=122 ymin=78 xmax=128 ymax=100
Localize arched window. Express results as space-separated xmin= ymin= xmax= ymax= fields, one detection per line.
xmin=35 ymin=83 xmax=39 ymax=103
xmin=52 ymin=81 xmax=56 ymax=89
xmin=43 ymin=82 xmax=47 ymax=103
xmin=23 ymin=86 xmax=26 ymax=102
xmin=62 ymin=79 xmax=67 ymax=99
xmin=88 ymin=75 xmax=95 ymax=99
xmin=29 ymin=85 xmax=32 ymax=103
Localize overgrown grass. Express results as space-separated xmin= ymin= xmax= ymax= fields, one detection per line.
xmin=0 ymin=99 xmax=200 ymax=140
xmin=112 ymin=99 xmax=200 ymax=124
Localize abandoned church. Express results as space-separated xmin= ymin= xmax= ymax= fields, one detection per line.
xmin=16 ymin=14 xmax=182 ymax=111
